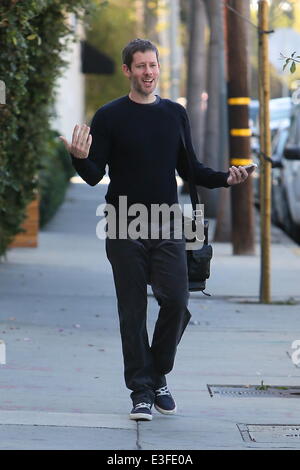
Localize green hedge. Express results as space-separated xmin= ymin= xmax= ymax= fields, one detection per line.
xmin=0 ymin=0 xmax=94 ymax=257
xmin=39 ymin=131 xmax=75 ymax=228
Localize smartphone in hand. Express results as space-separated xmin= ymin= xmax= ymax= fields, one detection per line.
xmin=242 ymin=163 xmax=258 ymax=173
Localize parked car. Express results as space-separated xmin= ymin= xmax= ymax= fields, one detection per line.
xmin=249 ymin=97 xmax=292 ymax=134
xmin=270 ymin=125 xmax=290 ymax=227
xmin=250 ymin=97 xmax=293 ymax=209
xmin=251 ymin=122 xmax=290 ymax=208
xmin=257 ymin=103 xmax=300 ymax=242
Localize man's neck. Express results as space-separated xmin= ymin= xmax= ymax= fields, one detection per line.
xmin=128 ymin=90 xmax=157 ymax=104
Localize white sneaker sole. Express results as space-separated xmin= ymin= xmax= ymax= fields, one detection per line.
xmin=154 ymin=403 xmax=177 ymax=415
xmin=129 ymin=412 xmax=153 ymax=421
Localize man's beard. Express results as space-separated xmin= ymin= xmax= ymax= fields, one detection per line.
xmin=131 ymin=77 xmax=154 ymax=96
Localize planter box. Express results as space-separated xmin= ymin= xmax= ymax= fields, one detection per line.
xmin=9 ymin=197 xmax=39 ymax=248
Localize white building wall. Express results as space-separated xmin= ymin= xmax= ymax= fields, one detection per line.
xmin=52 ymin=14 xmax=85 ymax=140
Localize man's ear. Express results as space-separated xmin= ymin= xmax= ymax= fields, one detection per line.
xmin=122 ymin=64 xmax=131 ymax=78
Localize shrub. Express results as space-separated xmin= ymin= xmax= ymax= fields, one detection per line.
xmin=0 ymin=0 xmax=94 ymax=257
xmin=38 ymin=130 xmax=75 ymax=228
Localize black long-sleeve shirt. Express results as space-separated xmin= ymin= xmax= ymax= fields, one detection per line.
xmin=71 ymin=95 xmax=229 ymax=210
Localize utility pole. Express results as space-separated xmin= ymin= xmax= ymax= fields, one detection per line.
xmin=226 ymin=0 xmax=255 ymax=255
xmin=258 ymin=0 xmax=272 ymax=303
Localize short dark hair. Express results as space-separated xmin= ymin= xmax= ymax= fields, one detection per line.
xmin=122 ymin=38 xmax=159 ymax=70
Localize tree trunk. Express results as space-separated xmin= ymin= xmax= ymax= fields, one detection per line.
xmin=144 ymin=0 xmax=159 ymax=40
xmin=201 ymin=0 xmax=225 ymax=218
xmin=135 ymin=0 xmax=145 ymax=37
xmin=184 ymin=0 xmax=207 ymax=195
xmin=213 ymin=0 xmax=232 ymax=241
xmin=186 ymin=0 xmax=207 ymax=159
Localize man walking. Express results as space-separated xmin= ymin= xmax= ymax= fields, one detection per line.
xmin=60 ymin=38 xmax=251 ymax=421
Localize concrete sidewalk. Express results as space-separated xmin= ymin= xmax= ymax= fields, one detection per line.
xmin=0 ymin=178 xmax=299 ymax=450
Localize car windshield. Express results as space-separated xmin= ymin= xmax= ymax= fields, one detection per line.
xmin=286 ymin=107 xmax=300 ymax=146
xmin=272 ymin=128 xmax=289 ymax=159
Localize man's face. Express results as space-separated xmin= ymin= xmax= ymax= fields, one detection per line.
xmin=122 ymin=50 xmax=160 ymax=96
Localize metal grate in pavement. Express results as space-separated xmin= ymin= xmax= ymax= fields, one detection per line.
xmin=237 ymin=423 xmax=300 ymax=444
xmin=207 ymin=384 xmax=300 ymax=398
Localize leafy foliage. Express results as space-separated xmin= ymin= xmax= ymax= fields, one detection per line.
xmin=281 ymin=51 xmax=300 ymax=74
xmin=85 ymin=0 xmax=137 ymax=121
xmin=39 ymin=130 xmax=75 ymax=228
xmin=0 ymin=0 xmax=94 ymax=256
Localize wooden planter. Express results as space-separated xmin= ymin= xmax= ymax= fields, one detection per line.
xmin=9 ymin=197 xmax=39 ymax=248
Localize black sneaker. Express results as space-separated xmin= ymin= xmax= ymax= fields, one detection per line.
xmin=129 ymin=402 xmax=153 ymax=421
xmin=154 ymin=386 xmax=177 ymax=414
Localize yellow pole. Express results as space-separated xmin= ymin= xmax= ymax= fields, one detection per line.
xmin=258 ymin=2 xmax=265 ymax=300
xmin=258 ymin=0 xmax=272 ymax=303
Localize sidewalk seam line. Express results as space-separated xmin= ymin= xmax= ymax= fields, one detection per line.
xmin=136 ymin=422 xmax=142 ymax=450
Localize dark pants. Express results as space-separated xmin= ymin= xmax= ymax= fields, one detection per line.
xmin=105 ymin=219 xmax=191 ymax=405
